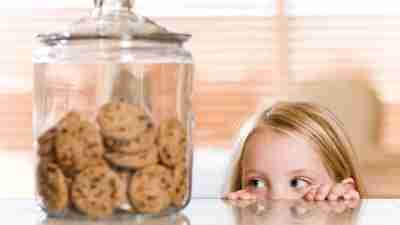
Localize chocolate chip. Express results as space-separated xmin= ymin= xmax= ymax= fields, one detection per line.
xmin=138 ymin=115 xmax=148 ymax=121
xmin=60 ymin=154 xmax=68 ymax=161
xmin=111 ymin=190 xmax=118 ymax=199
xmin=109 ymin=179 xmax=117 ymax=188
xmin=136 ymin=200 xmax=145 ymax=207
xmin=47 ymin=166 xmax=57 ymax=173
xmin=93 ymin=177 xmax=101 ymax=183
xmin=100 ymin=204 xmax=108 ymax=211
xmin=88 ymin=143 xmax=99 ymax=149
xmin=147 ymin=196 xmax=156 ymax=201
xmin=95 ymin=190 xmax=105 ymax=198
xmin=106 ymin=139 xmax=115 ymax=146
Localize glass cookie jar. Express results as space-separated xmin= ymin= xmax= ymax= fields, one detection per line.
xmin=33 ymin=0 xmax=194 ymax=219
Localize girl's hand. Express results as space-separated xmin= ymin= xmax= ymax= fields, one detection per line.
xmin=223 ymin=189 xmax=257 ymax=200
xmin=303 ymin=178 xmax=360 ymax=201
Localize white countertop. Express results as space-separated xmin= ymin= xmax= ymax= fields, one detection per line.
xmin=2 ymin=198 xmax=400 ymax=225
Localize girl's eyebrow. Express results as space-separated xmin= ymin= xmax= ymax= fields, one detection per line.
xmin=243 ymin=169 xmax=269 ymax=179
xmin=289 ymin=169 xmax=317 ymax=177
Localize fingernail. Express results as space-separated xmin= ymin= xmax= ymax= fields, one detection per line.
xmin=241 ymin=193 xmax=251 ymax=200
xmin=228 ymin=193 xmax=237 ymax=200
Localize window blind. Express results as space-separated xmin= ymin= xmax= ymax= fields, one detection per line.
xmin=286 ymin=0 xmax=400 ymax=149
xmin=0 ymin=6 xmax=279 ymax=150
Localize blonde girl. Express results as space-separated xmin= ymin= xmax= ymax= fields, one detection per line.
xmin=224 ymin=102 xmax=366 ymax=201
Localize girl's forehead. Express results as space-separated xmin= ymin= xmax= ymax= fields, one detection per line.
xmin=242 ymin=126 xmax=325 ymax=174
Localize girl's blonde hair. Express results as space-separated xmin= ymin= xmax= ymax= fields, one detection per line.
xmin=224 ymin=101 xmax=366 ymax=197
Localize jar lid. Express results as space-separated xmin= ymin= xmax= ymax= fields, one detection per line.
xmin=37 ymin=0 xmax=191 ymax=45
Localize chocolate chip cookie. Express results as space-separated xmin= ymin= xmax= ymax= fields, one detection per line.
xmin=128 ymin=165 xmax=174 ymax=213
xmin=97 ymin=102 xmax=151 ymax=140
xmin=71 ymin=166 xmax=123 ymax=219
xmin=158 ymin=119 xmax=187 ymax=167
xmin=55 ymin=113 xmax=104 ymax=176
xmin=172 ymin=163 xmax=189 ymax=207
xmin=37 ymin=160 xmax=69 ymax=214
xmin=37 ymin=127 xmax=58 ymax=157
xmin=104 ymin=125 xmax=157 ymax=154
xmin=105 ymin=145 xmax=159 ymax=170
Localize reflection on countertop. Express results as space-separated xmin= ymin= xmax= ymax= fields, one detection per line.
xmin=2 ymin=198 xmax=400 ymax=225
xmin=223 ymin=199 xmax=360 ymax=225
xmin=41 ymin=213 xmax=190 ymax=225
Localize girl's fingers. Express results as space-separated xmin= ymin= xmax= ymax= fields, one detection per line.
xmin=232 ymin=190 xmax=249 ymax=200
xmin=328 ymin=180 xmax=357 ymax=201
xmin=300 ymin=185 xmax=317 ymax=199
xmin=303 ymin=185 xmax=319 ymax=201
xmin=341 ymin=177 xmax=355 ymax=186
xmin=328 ymin=183 xmax=348 ymax=201
xmin=327 ymin=184 xmax=340 ymax=201
xmin=240 ymin=191 xmax=257 ymax=200
xmin=224 ymin=189 xmax=256 ymax=200
xmin=224 ymin=190 xmax=245 ymax=200
xmin=315 ymin=184 xmax=331 ymax=201
xmin=343 ymin=189 xmax=360 ymax=201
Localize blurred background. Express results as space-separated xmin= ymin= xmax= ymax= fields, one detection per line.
xmin=1 ymin=0 xmax=400 ymax=199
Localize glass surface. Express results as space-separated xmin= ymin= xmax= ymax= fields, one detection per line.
xmin=3 ymin=199 xmax=400 ymax=225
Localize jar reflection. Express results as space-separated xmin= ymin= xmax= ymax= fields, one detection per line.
xmin=40 ymin=212 xmax=190 ymax=225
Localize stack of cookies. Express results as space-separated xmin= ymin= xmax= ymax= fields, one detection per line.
xmin=37 ymin=101 xmax=189 ymax=219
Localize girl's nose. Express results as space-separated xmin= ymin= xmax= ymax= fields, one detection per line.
xmin=267 ymin=186 xmax=299 ymax=200
xmin=269 ymin=190 xmax=288 ymax=199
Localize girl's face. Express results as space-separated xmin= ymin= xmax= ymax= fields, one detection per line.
xmin=241 ymin=126 xmax=334 ymax=199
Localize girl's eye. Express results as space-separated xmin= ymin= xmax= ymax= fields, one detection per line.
xmin=290 ymin=178 xmax=309 ymax=189
xmin=247 ymin=179 xmax=266 ymax=189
